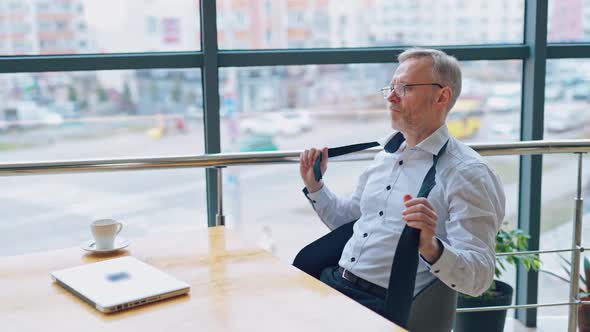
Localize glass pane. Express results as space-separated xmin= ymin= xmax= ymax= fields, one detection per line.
xmin=217 ymin=0 xmax=524 ymax=49
xmin=0 ymin=170 xmax=207 ymax=256
xmin=538 ymin=60 xmax=590 ymax=326
xmin=538 ymin=153 xmax=590 ymax=325
xmin=0 ymin=68 xmax=205 ymax=256
xmin=0 ymin=0 xmax=200 ymax=55
xmin=545 ymin=59 xmax=590 ymax=139
xmin=0 ymin=69 xmax=203 ymax=161
xmin=219 ymin=60 xmax=522 ymax=262
xmin=548 ymin=0 xmax=590 ymax=43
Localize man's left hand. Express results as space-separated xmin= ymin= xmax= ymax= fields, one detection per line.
xmin=402 ymin=195 xmax=442 ymax=264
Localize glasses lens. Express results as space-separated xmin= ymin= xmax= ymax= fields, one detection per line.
xmin=393 ymin=83 xmax=404 ymax=97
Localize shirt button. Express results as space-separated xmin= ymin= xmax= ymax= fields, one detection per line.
xmin=363 ymin=233 xmax=368 ymax=238
xmin=451 ymin=284 xmax=456 ymax=288
xmin=312 ymin=200 xmax=316 ymax=203
xmin=351 ymin=257 xmax=356 ymax=262
xmin=386 ymin=185 xmax=391 ymax=191
xmin=379 ymin=211 xmax=384 ymax=216
xmin=398 ymin=160 xmax=403 ymax=165
xmin=434 ymin=270 xmax=440 ymax=274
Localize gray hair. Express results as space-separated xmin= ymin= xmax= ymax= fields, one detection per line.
xmin=398 ymin=48 xmax=462 ymax=110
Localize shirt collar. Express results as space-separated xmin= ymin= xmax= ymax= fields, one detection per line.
xmin=415 ymin=124 xmax=450 ymax=156
xmin=378 ymin=125 xmax=450 ymax=156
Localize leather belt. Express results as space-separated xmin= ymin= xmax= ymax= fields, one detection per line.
xmin=338 ymin=266 xmax=386 ymax=298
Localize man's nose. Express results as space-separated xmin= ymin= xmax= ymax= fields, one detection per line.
xmin=387 ymin=90 xmax=401 ymax=103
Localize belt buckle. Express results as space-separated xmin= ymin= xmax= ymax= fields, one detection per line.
xmin=341 ymin=268 xmax=350 ymax=282
xmin=341 ymin=268 xmax=354 ymax=283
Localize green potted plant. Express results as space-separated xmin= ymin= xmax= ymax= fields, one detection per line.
xmin=454 ymin=223 xmax=541 ymax=332
xmin=541 ymin=254 xmax=590 ymax=332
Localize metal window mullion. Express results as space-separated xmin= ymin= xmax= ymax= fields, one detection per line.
xmin=201 ymin=1 xmax=221 ymax=227
xmin=547 ymin=43 xmax=590 ymax=58
xmin=218 ymin=45 xmax=529 ymax=67
xmin=516 ymin=0 xmax=548 ymax=327
xmin=0 ymin=52 xmax=203 ymax=73
xmin=0 ymin=44 xmax=530 ymax=75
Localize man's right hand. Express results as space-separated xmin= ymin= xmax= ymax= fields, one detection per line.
xmin=299 ymin=147 xmax=328 ymax=193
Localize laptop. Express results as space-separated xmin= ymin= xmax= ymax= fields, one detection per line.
xmin=51 ymin=256 xmax=190 ymax=313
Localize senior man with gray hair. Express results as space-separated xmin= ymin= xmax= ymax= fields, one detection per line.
xmin=297 ymin=48 xmax=506 ymax=320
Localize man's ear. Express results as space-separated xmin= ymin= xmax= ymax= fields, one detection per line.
xmin=436 ymin=87 xmax=452 ymax=110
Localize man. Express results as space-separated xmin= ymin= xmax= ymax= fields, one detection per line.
xmin=298 ymin=48 xmax=505 ymax=316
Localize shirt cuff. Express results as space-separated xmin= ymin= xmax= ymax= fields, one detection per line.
xmin=421 ymin=239 xmax=460 ymax=288
xmin=302 ymin=185 xmax=330 ymax=208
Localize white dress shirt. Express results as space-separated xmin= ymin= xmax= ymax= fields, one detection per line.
xmin=304 ymin=125 xmax=505 ymax=297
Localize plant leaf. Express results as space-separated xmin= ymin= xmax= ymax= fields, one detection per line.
xmin=539 ymin=269 xmax=570 ymax=284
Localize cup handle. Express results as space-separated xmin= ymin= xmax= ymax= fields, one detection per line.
xmin=116 ymin=222 xmax=123 ymax=235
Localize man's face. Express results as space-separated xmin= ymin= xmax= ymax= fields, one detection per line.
xmin=386 ymin=57 xmax=443 ymax=134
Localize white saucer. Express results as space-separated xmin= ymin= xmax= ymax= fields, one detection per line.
xmin=82 ymin=237 xmax=131 ymax=253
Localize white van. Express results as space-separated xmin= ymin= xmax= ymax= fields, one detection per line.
xmin=1 ymin=101 xmax=63 ymax=129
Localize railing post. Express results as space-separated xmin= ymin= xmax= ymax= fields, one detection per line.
xmin=216 ymin=166 xmax=226 ymax=226
xmin=569 ymin=153 xmax=584 ymax=332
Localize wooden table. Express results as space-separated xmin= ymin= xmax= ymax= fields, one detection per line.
xmin=1 ymin=226 xmax=404 ymax=332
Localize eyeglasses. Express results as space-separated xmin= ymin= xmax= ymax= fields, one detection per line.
xmin=380 ymin=83 xmax=444 ymax=99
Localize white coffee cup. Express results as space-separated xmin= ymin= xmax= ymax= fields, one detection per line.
xmin=91 ymin=219 xmax=123 ymax=250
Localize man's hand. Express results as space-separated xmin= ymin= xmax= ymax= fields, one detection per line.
xmin=402 ymin=194 xmax=442 ymax=264
xmin=299 ymin=147 xmax=328 ymax=193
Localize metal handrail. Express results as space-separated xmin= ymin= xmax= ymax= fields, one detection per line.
xmin=456 ymin=300 xmax=590 ymax=313
xmin=2 ymin=139 xmax=590 ymax=176
xmin=1 ymin=138 xmax=589 ymax=330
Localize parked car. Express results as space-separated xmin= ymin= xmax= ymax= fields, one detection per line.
xmin=545 ymin=110 xmax=582 ymax=133
xmin=240 ymin=110 xmax=312 ymax=136
xmin=1 ymin=101 xmax=63 ymax=129
xmin=485 ymin=83 xmax=521 ymax=113
xmin=239 ymin=133 xmax=278 ymax=152
xmin=491 ymin=123 xmax=519 ymax=138
xmin=545 ymin=103 xmax=590 ymax=134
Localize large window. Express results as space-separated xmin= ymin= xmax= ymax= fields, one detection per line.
xmin=0 ymin=69 xmax=203 ymax=161
xmin=0 ymin=0 xmax=201 ymax=55
xmin=216 ymin=0 xmax=524 ymax=49
xmin=0 ymin=68 xmax=204 ymax=256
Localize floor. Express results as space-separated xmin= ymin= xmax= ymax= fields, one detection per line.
xmin=503 ymin=316 xmax=570 ymax=331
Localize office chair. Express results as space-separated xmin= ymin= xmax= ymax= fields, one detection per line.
xmin=293 ymin=221 xmax=457 ymax=332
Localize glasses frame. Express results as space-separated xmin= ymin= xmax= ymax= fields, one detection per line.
xmin=380 ymin=83 xmax=444 ymax=98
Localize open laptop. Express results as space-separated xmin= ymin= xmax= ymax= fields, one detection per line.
xmin=51 ymin=256 xmax=190 ymax=313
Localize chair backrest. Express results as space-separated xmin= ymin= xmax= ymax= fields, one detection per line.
xmin=407 ymin=278 xmax=458 ymax=332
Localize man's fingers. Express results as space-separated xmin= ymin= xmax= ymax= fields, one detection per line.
xmin=405 ymin=219 xmax=436 ymax=232
xmin=404 ymin=197 xmax=433 ymax=207
xmin=402 ymin=204 xmax=437 ymax=220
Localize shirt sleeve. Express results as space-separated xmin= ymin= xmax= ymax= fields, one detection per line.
xmin=302 ymin=166 xmax=373 ymax=230
xmin=421 ymin=163 xmax=506 ymax=297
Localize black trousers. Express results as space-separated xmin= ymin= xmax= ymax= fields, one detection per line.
xmin=319 ymin=266 xmax=387 ymax=318
xmin=293 ymin=222 xmax=387 ymax=316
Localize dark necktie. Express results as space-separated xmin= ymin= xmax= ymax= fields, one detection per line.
xmin=313 ymin=132 xmax=448 ymax=328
